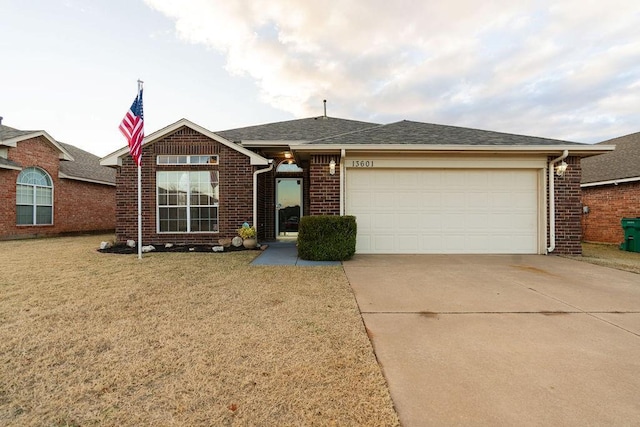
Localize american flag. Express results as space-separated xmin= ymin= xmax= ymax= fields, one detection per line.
xmin=119 ymin=89 xmax=144 ymax=166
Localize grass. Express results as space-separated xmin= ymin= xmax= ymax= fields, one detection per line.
xmin=566 ymin=242 xmax=640 ymax=274
xmin=0 ymin=235 xmax=399 ymax=426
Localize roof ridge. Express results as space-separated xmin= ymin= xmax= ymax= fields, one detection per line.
xmin=307 ymin=122 xmax=388 ymax=143
xmin=216 ymin=115 xmax=377 ymax=133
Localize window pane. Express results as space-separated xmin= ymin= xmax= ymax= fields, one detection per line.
xmin=159 ymin=207 xmax=187 ymax=232
xmin=17 ymin=167 xmax=51 ymax=186
xmin=190 ymin=207 xmax=218 ymax=232
xmin=16 ymin=184 xmax=33 ymax=204
xmin=36 ymin=187 xmax=52 ymax=205
xmin=36 ymin=206 xmax=52 ymax=224
xmin=16 ymin=205 xmax=33 ymax=225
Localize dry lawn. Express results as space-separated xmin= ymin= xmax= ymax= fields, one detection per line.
xmin=566 ymin=242 xmax=640 ymax=274
xmin=1 ymin=235 xmax=399 ymax=426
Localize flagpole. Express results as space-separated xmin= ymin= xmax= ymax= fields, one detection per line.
xmin=137 ymin=79 xmax=143 ymax=260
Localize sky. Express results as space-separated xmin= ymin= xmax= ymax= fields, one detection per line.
xmin=1 ymin=0 xmax=639 ymax=157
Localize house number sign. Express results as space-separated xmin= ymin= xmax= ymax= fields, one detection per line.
xmin=350 ymin=160 xmax=375 ymax=167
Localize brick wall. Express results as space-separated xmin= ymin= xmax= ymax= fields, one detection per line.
xmin=115 ymin=127 xmax=254 ymax=245
xmin=0 ymin=136 xmax=115 ymax=239
xmin=581 ymin=181 xmax=640 ymax=244
xmin=309 ymin=155 xmax=340 ymax=215
xmin=548 ymin=155 xmax=582 ymax=255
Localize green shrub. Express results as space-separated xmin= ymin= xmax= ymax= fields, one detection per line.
xmin=297 ymin=215 xmax=357 ymax=261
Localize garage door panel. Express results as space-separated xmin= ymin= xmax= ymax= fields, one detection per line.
xmin=396 ymin=193 xmax=421 ymax=208
xmin=467 ymin=192 xmax=490 ymax=208
xmin=421 ymin=192 xmax=442 ymax=208
xmin=347 ymin=168 xmax=539 ymax=254
xmin=443 ymin=173 xmax=466 ymax=187
xmin=443 ymin=192 xmax=466 ymax=208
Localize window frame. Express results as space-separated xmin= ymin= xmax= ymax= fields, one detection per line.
xmin=156 ymin=170 xmax=219 ymax=234
xmin=16 ymin=167 xmax=54 ymax=226
xmin=156 ymin=155 xmax=219 ymax=166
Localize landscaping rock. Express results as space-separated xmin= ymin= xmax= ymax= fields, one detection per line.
xmin=212 ymin=246 xmax=224 ymax=252
xmin=126 ymin=240 xmax=136 ymax=248
xmin=99 ymin=241 xmax=112 ymax=250
xmin=141 ymin=245 xmax=156 ymax=253
xmin=231 ymin=236 xmax=243 ymax=247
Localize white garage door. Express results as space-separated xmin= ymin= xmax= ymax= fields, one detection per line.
xmin=346 ymin=168 xmax=539 ymax=254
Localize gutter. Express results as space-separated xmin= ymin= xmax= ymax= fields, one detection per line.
xmin=547 ymin=150 xmax=569 ymax=253
xmin=581 ymin=176 xmax=640 ymax=188
xmin=253 ymin=160 xmax=274 ymax=237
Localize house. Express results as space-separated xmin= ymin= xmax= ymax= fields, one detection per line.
xmin=581 ymin=132 xmax=640 ymax=244
xmin=0 ymin=119 xmax=116 ymax=240
xmin=101 ymin=116 xmax=612 ymax=255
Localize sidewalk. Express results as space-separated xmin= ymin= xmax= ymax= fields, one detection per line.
xmin=251 ymin=240 xmax=341 ymax=266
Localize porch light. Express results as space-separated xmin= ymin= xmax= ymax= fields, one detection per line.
xmin=284 ymin=152 xmax=292 ymax=159
xmin=555 ymin=161 xmax=568 ymax=176
xmin=329 ymin=159 xmax=336 ymax=175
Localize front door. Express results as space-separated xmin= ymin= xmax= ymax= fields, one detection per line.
xmin=276 ymin=178 xmax=302 ymax=237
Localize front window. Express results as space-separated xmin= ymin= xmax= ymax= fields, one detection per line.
xmin=16 ymin=167 xmax=53 ymax=225
xmin=157 ymin=171 xmax=219 ymax=233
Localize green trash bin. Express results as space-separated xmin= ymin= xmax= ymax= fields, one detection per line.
xmin=620 ymin=218 xmax=640 ymax=253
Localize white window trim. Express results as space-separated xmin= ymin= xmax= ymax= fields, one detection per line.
xmin=156 ymin=171 xmax=219 ymax=234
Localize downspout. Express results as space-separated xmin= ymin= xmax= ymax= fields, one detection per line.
xmin=340 ymin=149 xmax=346 ymax=215
xmin=253 ymin=160 xmax=274 ymax=237
xmin=547 ymin=150 xmax=569 ymax=253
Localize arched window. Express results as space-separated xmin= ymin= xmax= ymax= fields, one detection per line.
xmin=16 ymin=167 xmax=53 ymax=225
xmin=276 ymin=160 xmax=303 ymax=173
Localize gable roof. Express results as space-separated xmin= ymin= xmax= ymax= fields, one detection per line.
xmin=0 ymin=124 xmax=74 ymax=160
xmin=290 ymin=120 xmax=614 ymax=155
xmin=581 ymin=132 xmax=640 ymax=185
xmin=59 ymin=142 xmax=116 ymax=185
xmin=101 ymin=118 xmax=270 ymax=167
xmin=217 ymin=116 xmax=379 ymax=142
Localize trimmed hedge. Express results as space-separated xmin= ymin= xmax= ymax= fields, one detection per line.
xmin=297 ymin=215 xmax=357 ymax=261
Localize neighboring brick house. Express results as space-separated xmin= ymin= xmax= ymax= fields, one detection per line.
xmin=101 ymin=117 xmax=612 ymax=255
xmin=581 ymin=132 xmax=640 ymax=244
xmin=0 ymin=120 xmax=116 ymax=240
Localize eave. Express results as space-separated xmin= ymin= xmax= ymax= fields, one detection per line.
xmin=58 ymin=172 xmax=116 ymax=186
xmin=290 ymin=144 xmax=616 ymax=160
xmin=581 ymin=176 xmax=640 ymax=188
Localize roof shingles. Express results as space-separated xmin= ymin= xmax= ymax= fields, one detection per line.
xmin=216 ymin=116 xmax=379 ymax=141
xmin=309 ymin=120 xmax=587 ymax=146
xmin=581 ymin=132 xmax=640 ymax=184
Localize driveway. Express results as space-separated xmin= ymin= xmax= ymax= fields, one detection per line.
xmin=343 ymin=255 xmax=640 ymax=426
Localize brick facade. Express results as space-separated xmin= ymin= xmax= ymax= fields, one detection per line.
xmin=581 ymin=181 xmax=640 ymax=244
xmin=115 ymin=127 xmax=255 ymax=245
xmin=309 ymin=154 xmax=340 ymax=215
xmin=0 ymin=136 xmax=115 ymax=239
xmin=548 ymin=156 xmax=582 ymax=255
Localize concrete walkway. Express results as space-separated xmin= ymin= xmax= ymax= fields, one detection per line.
xmin=251 ymin=240 xmax=341 ymax=266
xmin=344 ymin=254 xmax=640 ymax=426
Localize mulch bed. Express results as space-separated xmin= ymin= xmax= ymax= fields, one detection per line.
xmin=99 ymin=243 xmax=266 ymax=254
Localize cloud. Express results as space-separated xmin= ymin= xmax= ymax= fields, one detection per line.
xmin=143 ymin=0 xmax=640 ymax=142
